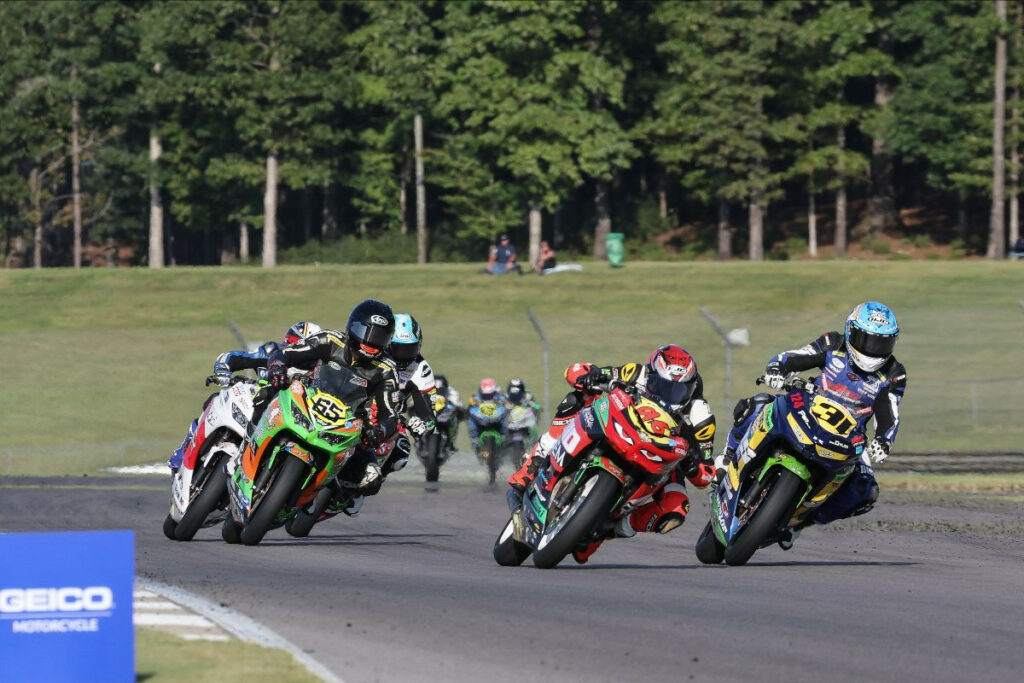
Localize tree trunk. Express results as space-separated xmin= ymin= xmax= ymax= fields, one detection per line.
xmin=958 ymin=190 xmax=969 ymax=241
xmin=30 ymin=166 xmax=42 ymax=269
xmin=748 ymin=198 xmax=763 ymax=261
xmin=262 ymin=150 xmax=278 ymax=267
xmin=239 ymin=221 xmax=250 ymax=264
xmin=869 ymin=32 xmax=899 ymax=234
xmin=71 ymin=66 xmax=82 ymax=269
xmin=989 ymin=0 xmax=1008 ymax=259
xmin=414 ymin=113 xmax=426 ymax=264
xmin=658 ymin=177 xmax=668 ymax=221
xmin=321 ymin=181 xmax=337 ymax=240
xmin=1011 ymin=10 xmax=1021 ymax=247
xmin=836 ymin=186 xmax=848 ymax=257
xmin=593 ymin=179 xmax=612 ymax=260
xmin=302 ymin=187 xmax=313 ymax=244
xmin=399 ymin=156 xmax=411 ymax=235
xmin=220 ymin=230 xmax=236 ymax=266
xmin=148 ymin=125 xmax=164 ymax=269
xmin=528 ymin=205 xmax=541 ymax=271
xmin=808 ymin=189 xmax=817 ymax=258
xmin=717 ymin=197 xmax=731 ymax=261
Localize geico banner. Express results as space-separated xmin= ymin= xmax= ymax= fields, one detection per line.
xmin=0 ymin=530 xmax=134 ymax=683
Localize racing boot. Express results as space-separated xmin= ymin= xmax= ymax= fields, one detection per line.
xmin=712 ymin=447 xmax=734 ymax=486
xmin=778 ymin=527 xmax=801 ymax=551
xmin=623 ymin=485 xmax=690 ymax=535
xmin=358 ymin=462 xmax=383 ymax=496
xmin=167 ymin=419 xmax=198 ymax=473
xmin=572 ymin=538 xmax=605 ymax=564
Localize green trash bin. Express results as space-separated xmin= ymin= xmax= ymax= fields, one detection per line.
xmin=606 ymin=232 xmax=625 ymax=268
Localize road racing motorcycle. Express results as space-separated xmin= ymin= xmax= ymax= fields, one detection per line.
xmin=695 ymin=374 xmax=866 ymax=566
xmin=222 ymin=361 xmax=367 ymax=545
xmin=493 ymin=384 xmax=695 ymax=568
xmin=468 ymin=397 xmax=509 ymax=485
xmin=502 ymin=403 xmax=539 ymax=467
xmin=417 ymin=394 xmax=459 ymax=484
xmin=163 ymin=375 xmax=257 ymax=542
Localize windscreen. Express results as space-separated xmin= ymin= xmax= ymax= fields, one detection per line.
xmin=312 ymin=362 xmax=369 ymax=409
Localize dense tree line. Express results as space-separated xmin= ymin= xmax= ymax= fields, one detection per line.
xmin=0 ymin=0 xmax=1019 ymax=268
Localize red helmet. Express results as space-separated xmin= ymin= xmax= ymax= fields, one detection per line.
xmin=643 ymin=345 xmax=697 ymax=413
xmin=479 ymin=378 xmax=498 ymax=399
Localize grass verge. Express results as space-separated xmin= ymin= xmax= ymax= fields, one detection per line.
xmin=876 ymin=472 xmax=1024 ymax=493
xmin=136 ymin=626 xmax=321 ymax=683
xmin=2 ymin=261 xmax=1023 ymax=474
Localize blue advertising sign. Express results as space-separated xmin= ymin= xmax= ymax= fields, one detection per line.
xmin=0 ymin=530 xmax=134 ymax=683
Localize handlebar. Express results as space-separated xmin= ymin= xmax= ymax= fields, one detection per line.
xmin=755 ymin=374 xmax=816 ymax=394
xmin=205 ymin=374 xmax=259 ymax=388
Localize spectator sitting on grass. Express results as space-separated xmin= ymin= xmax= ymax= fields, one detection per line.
xmin=485 ymin=234 xmax=521 ymax=274
xmin=536 ymin=240 xmax=557 ymax=272
xmin=1012 ymin=237 xmax=1024 ymax=260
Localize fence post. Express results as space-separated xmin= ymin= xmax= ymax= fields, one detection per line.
xmin=970 ymin=382 xmax=979 ymax=429
xmin=525 ymin=308 xmax=551 ymax=423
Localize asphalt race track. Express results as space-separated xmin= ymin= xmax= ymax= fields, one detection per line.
xmin=2 ymin=468 xmax=1022 ymax=683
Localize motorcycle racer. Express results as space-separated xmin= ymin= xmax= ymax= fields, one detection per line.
xmin=167 ymin=321 xmax=322 ymax=472
xmin=720 ymin=301 xmax=906 ymax=549
xmin=508 ymin=345 xmax=717 ymax=563
xmin=467 ymin=378 xmax=509 ymax=454
xmin=506 ymin=377 xmax=539 ymax=412
xmin=383 ymin=313 xmax=440 ymax=476
xmin=261 ymin=300 xmax=402 ymax=503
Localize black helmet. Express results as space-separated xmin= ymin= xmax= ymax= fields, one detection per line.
xmin=434 ymin=374 xmax=449 ymax=395
xmin=507 ymin=377 xmax=526 ymax=404
xmin=346 ymin=299 xmax=395 ymax=362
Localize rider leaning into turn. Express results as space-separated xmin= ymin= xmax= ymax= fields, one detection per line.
xmin=384 ymin=313 xmax=440 ymax=475
xmin=261 ymin=300 xmax=402 ymax=505
xmin=509 ymin=345 xmax=718 ymax=563
xmin=466 ymin=378 xmax=508 ymax=453
xmin=167 ymin=321 xmax=322 ymax=472
xmin=721 ymin=301 xmax=906 ymax=549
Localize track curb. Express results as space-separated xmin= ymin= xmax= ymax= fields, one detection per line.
xmin=137 ymin=577 xmax=342 ymax=683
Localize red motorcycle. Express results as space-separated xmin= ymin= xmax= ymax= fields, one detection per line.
xmin=493 ymin=385 xmax=695 ymax=568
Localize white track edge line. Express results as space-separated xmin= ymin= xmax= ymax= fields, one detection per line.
xmin=138 ymin=578 xmax=342 ymax=683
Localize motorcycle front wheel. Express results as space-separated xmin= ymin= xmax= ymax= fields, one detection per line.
xmin=532 ymin=469 xmax=621 ymax=569
xmin=695 ymin=520 xmax=725 ymax=564
xmin=240 ymin=456 xmax=308 ymax=546
xmin=482 ymin=434 xmax=500 ymax=485
xmin=723 ymin=469 xmax=802 ymax=566
xmin=424 ymin=432 xmax=442 ymax=483
xmin=174 ymin=456 xmax=229 ymax=541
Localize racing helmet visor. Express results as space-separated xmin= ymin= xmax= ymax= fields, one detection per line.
xmin=644 ymin=372 xmax=694 ymax=412
xmin=349 ymin=321 xmax=392 ymax=352
xmin=848 ymin=326 xmax=897 ymax=359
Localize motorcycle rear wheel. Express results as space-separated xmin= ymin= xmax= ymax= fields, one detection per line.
xmin=240 ymin=456 xmax=308 ymax=546
xmin=221 ymin=517 xmax=241 ymax=544
xmin=695 ymin=520 xmax=725 ymax=564
xmin=493 ymin=517 xmax=532 ymax=566
xmin=286 ymin=486 xmax=333 ymax=538
xmin=483 ymin=435 xmax=499 ymax=486
xmin=723 ymin=469 xmax=802 ymax=566
xmin=425 ymin=433 xmax=442 ymax=483
xmin=532 ymin=469 xmax=621 ymax=569
xmin=162 ymin=514 xmax=178 ymax=541
xmin=174 ymin=456 xmax=228 ymax=541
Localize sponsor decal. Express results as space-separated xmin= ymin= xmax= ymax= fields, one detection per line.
xmin=370 ymin=314 xmax=388 ymax=325
xmin=610 ymin=393 xmax=626 ymax=410
xmin=830 ymin=357 xmax=845 ymax=371
xmin=349 ymin=376 xmax=368 ymax=387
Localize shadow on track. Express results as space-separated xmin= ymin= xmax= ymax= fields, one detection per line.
xmin=736 ymin=560 xmax=919 ymax=568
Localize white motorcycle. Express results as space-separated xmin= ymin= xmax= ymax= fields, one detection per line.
xmin=163 ymin=376 xmax=257 ymax=541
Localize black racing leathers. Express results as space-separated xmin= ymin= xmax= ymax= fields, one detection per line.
xmin=266 ymin=329 xmax=403 ymax=440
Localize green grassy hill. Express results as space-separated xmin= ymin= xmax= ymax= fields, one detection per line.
xmin=1 ymin=261 xmax=1022 ymax=475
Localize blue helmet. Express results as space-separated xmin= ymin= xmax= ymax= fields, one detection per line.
xmin=845 ymin=301 xmax=899 ymax=372
xmin=390 ymin=313 xmax=422 ymax=366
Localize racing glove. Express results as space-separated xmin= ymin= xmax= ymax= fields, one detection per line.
xmin=206 ymin=373 xmax=231 ymax=387
xmin=763 ymin=372 xmax=786 ymax=391
xmin=360 ymin=424 xmax=388 ymax=449
xmin=579 ymin=366 xmax=606 ymax=393
xmin=865 ymin=437 xmax=891 ymax=464
xmin=405 ymin=416 xmax=431 ymax=437
xmin=267 ymin=359 xmax=289 ymax=390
